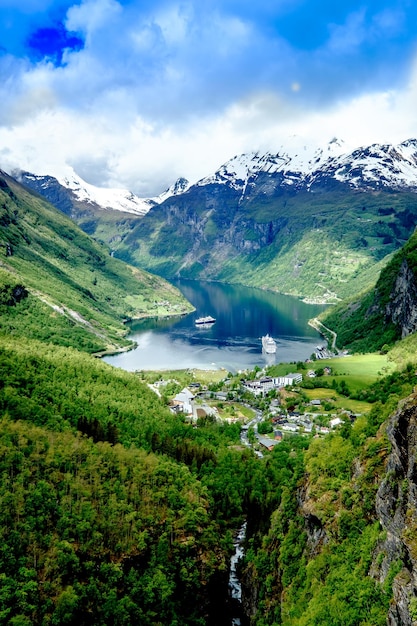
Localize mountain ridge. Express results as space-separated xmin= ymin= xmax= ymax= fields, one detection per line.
xmin=14 ymin=167 xmax=191 ymax=217
xmin=11 ymin=138 xmax=417 ymax=303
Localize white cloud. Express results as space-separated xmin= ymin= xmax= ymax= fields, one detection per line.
xmin=1 ymin=72 xmax=416 ymax=197
xmin=1 ymin=3 xmax=417 ymax=196
xmin=327 ymin=10 xmax=367 ymax=54
xmin=66 ymin=0 xmax=122 ymax=40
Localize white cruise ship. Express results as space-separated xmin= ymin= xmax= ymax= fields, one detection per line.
xmin=262 ymin=334 xmax=277 ymax=354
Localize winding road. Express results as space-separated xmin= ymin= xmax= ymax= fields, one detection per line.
xmin=308 ymin=317 xmax=338 ymax=352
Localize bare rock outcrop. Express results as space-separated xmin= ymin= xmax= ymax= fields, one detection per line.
xmin=386 ymin=259 xmax=417 ymax=338
xmin=373 ymin=392 xmax=417 ymax=625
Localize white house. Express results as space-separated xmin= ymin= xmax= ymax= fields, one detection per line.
xmin=172 ymin=387 xmax=195 ymax=415
xmin=275 ymin=373 xmax=303 ymax=387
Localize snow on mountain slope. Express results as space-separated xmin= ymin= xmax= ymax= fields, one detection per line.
xmin=56 ymin=170 xmax=155 ymax=215
xmin=196 ymin=138 xmax=417 ymax=195
xmin=13 ymin=138 xmax=417 ymax=218
xmin=156 ymin=177 xmax=190 ymax=203
xmin=197 ymin=137 xmax=347 ymax=189
xmin=311 ymin=139 xmax=417 ymax=190
xmin=17 ymin=169 xmax=190 ymax=217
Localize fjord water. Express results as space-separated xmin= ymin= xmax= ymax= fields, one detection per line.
xmin=104 ymin=280 xmax=325 ymax=372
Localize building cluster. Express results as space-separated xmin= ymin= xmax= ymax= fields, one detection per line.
xmin=161 ymin=366 xmax=354 ymax=454
xmin=242 ymin=372 xmax=302 ymax=396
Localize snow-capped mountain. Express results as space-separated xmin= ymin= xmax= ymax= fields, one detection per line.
xmin=156 ymin=177 xmax=190 ymax=203
xmin=14 ymin=168 xmax=190 ymax=217
xmin=14 ymin=139 xmax=417 ymax=220
xmin=196 ymin=138 xmax=417 ymax=196
xmin=307 ymin=139 xmax=417 ymax=190
xmin=11 ymin=137 xmax=417 ymax=304
xmin=197 ymin=137 xmax=347 ymax=190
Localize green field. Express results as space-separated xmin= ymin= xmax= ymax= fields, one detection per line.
xmin=318 ymin=353 xmax=395 ymax=383
xmin=302 ymin=388 xmax=373 ymax=414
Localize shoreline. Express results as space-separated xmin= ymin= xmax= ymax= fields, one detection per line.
xmin=93 ymin=308 xmax=195 ymax=359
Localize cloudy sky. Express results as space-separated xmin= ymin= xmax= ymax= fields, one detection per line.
xmin=1 ymin=0 xmax=417 ymax=195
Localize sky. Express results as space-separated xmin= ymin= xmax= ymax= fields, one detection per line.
xmin=1 ymin=0 xmax=417 ymax=196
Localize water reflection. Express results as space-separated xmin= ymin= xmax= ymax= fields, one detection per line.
xmin=104 ymin=280 xmax=326 ymax=372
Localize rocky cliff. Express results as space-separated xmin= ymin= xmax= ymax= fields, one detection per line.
xmin=386 ymin=259 xmax=417 ymax=339
xmin=373 ymin=392 xmax=417 ymax=625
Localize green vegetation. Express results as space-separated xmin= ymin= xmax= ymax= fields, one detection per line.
xmin=242 ymin=364 xmax=417 ymax=626
xmin=112 ymin=187 xmax=417 ymax=302
xmin=321 ymin=228 xmax=417 ymax=354
xmin=4 ymin=169 xmax=417 ymax=624
xmin=0 ymin=172 xmax=193 ymax=353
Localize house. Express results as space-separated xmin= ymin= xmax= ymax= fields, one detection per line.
xmin=330 ymin=417 xmax=343 ymax=428
xmin=171 ymin=387 xmax=195 ymax=415
xmin=310 ymin=399 xmax=321 ymax=406
xmin=243 ymin=380 xmax=264 ymax=396
xmin=243 ymin=377 xmax=275 ymax=396
xmin=281 ymin=423 xmax=299 ymax=432
xmin=273 ymin=429 xmax=283 ymax=441
xmin=259 ymin=377 xmax=275 ymax=392
xmin=257 ymin=436 xmax=281 ymax=451
xmin=275 ymin=372 xmax=303 ymax=387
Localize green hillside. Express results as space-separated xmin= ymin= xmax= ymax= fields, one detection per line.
xmin=0 ymin=336 xmax=246 ymax=624
xmin=0 ymin=171 xmax=193 ymax=353
xmin=113 ymin=187 xmax=416 ymax=303
xmin=322 ymin=228 xmax=417 ymax=353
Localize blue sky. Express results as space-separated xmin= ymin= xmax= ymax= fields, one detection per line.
xmin=0 ymin=0 xmax=417 ymax=194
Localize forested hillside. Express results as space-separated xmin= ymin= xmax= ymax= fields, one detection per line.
xmin=112 ymin=186 xmax=415 ymax=303
xmin=322 ymin=228 xmax=417 ymax=353
xmin=3 ymin=333 xmax=417 ymax=623
xmin=0 ymin=170 xmax=192 ymax=353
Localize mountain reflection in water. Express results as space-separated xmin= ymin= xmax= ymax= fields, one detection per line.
xmin=103 ymin=280 xmax=326 ymax=373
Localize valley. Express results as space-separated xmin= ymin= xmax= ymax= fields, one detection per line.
xmin=3 ymin=144 xmax=417 ymax=624
xmin=103 ymin=279 xmax=325 ymax=373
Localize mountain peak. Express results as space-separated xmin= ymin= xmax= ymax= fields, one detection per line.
xmin=195 ymin=138 xmax=417 ymax=195
xmin=157 ymin=177 xmax=190 ymax=202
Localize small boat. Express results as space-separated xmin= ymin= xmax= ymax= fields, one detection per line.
xmin=262 ymin=334 xmax=277 ymax=354
xmin=195 ymin=315 xmax=216 ymax=325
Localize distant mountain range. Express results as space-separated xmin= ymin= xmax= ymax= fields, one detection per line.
xmin=195 ymin=138 xmax=417 ymax=194
xmin=12 ymin=138 xmax=417 ymax=302
xmin=14 ymin=168 xmax=190 ymax=217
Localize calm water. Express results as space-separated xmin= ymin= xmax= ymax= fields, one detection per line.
xmin=103 ymin=280 xmax=326 ymax=373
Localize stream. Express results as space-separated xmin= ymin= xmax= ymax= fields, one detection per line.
xmin=229 ymin=522 xmax=247 ymax=625
xmin=228 ymin=420 xmax=264 ymax=624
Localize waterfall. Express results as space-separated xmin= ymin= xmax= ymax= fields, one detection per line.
xmin=229 ymin=521 xmax=247 ymax=625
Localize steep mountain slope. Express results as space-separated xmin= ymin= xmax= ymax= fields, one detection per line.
xmin=15 ymin=167 xmax=190 ymax=249
xmin=0 ymin=170 xmax=192 ymax=353
xmin=322 ymin=228 xmax=417 ymax=353
xmin=5 ymin=154 xmax=417 ymax=624
xmin=112 ymin=139 xmax=417 ymax=302
xmin=12 ymin=139 xmax=417 ymax=302
xmin=239 ymin=364 xmax=417 ymax=625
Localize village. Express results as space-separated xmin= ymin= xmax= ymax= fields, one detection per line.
xmin=149 ymin=362 xmax=356 ymax=454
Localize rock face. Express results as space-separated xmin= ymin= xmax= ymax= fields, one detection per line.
xmin=374 ymin=393 xmax=417 ymax=625
xmin=386 ymin=259 xmax=417 ymax=338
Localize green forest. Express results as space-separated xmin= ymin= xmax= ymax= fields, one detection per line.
xmin=2 ymin=329 xmax=415 ymax=624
